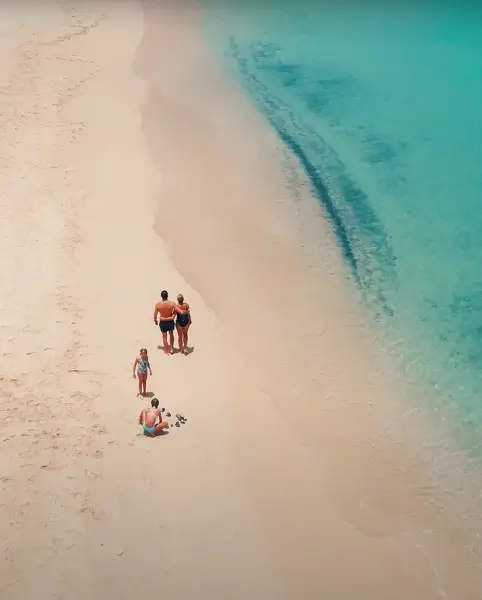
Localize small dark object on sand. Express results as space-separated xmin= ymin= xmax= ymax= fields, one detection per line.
xmin=175 ymin=421 xmax=180 ymax=427
xmin=166 ymin=412 xmax=171 ymax=417
xmin=161 ymin=408 xmax=165 ymax=413
xmin=175 ymin=413 xmax=186 ymax=421
xmin=170 ymin=424 xmax=173 ymax=428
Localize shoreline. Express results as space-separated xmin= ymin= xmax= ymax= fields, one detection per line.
xmin=137 ymin=0 xmax=482 ymax=595
xmin=0 ymin=1 xmax=480 ymax=598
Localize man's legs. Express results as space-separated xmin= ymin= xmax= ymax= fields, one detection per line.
xmin=169 ymin=329 xmax=175 ymax=354
xmin=161 ymin=331 xmax=169 ymax=355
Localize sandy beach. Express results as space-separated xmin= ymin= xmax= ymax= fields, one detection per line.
xmin=0 ymin=2 xmax=481 ymax=598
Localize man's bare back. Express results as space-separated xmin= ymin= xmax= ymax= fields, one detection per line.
xmin=153 ymin=299 xmax=177 ymax=322
xmin=154 ymin=290 xmax=182 ymax=355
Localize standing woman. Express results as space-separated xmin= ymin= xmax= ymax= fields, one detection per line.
xmin=175 ymin=294 xmax=192 ymax=355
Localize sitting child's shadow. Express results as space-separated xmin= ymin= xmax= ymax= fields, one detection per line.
xmin=136 ymin=430 xmax=169 ymax=438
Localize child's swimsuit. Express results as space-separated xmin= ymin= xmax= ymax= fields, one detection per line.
xmin=137 ymin=358 xmax=149 ymax=375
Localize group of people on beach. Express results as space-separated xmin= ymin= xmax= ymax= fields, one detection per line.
xmin=153 ymin=289 xmax=192 ymax=356
xmin=133 ymin=290 xmax=192 ymax=436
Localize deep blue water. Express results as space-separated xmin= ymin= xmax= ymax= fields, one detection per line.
xmin=204 ymin=2 xmax=482 ymax=440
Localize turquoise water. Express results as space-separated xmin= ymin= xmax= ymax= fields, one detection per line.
xmin=204 ymin=2 xmax=482 ymax=441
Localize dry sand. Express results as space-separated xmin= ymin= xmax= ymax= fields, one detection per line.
xmin=0 ymin=1 xmax=480 ymax=599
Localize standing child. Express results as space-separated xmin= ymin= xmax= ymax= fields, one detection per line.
xmin=132 ymin=348 xmax=152 ymax=397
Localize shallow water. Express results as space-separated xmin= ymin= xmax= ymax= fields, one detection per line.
xmin=203 ymin=0 xmax=482 ymax=444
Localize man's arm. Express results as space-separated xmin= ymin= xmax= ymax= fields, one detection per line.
xmin=153 ymin=304 xmax=159 ymax=325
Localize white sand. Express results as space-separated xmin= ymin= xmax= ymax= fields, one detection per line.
xmin=0 ymin=2 xmax=480 ymax=599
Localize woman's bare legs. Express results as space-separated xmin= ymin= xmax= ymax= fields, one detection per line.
xmin=176 ymin=324 xmax=184 ymax=353
xmin=183 ymin=324 xmax=190 ymax=354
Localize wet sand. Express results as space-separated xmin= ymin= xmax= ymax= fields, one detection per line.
xmin=0 ymin=1 xmax=480 ymax=598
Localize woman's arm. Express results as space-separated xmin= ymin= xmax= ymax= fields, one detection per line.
xmin=160 ymin=305 xmax=177 ymax=320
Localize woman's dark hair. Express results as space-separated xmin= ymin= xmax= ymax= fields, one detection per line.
xmin=151 ymin=398 xmax=159 ymax=408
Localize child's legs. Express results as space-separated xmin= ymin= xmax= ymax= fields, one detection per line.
xmin=155 ymin=421 xmax=169 ymax=435
xmin=137 ymin=373 xmax=147 ymax=395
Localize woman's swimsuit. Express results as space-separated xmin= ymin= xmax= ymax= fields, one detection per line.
xmin=176 ymin=305 xmax=190 ymax=328
xmin=137 ymin=358 xmax=149 ymax=375
xmin=143 ymin=424 xmax=156 ymax=436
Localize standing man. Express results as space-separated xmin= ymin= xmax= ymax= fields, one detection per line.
xmin=153 ymin=289 xmax=178 ymax=355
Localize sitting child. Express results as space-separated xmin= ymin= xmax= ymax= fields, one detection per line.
xmin=138 ymin=398 xmax=169 ymax=437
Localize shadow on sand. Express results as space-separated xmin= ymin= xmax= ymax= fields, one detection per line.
xmin=156 ymin=345 xmax=195 ymax=356
xmin=137 ymin=429 xmax=169 ymax=439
